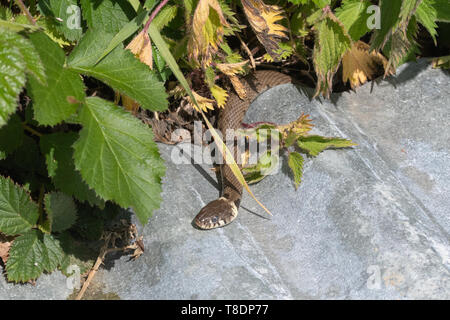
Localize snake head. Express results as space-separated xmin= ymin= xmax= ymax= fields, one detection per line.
xmin=194 ymin=197 xmax=238 ymax=230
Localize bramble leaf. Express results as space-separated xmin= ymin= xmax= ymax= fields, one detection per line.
xmin=80 ymin=0 xmax=136 ymax=33
xmin=6 ymin=230 xmax=64 ymax=282
xmin=0 ymin=176 xmax=39 ymax=236
xmin=27 ymin=32 xmax=85 ymax=126
xmin=0 ymin=30 xmax=26 ymax=127
xmin=73 ymin=97 xmax=166 ymax=225
xmin=335 ymin=0 xmax=372 ymax=41
xmin=68 ymin=30 xmax=168 ymax=112
xmin=38 ymin=0 xmax=83 ymax=41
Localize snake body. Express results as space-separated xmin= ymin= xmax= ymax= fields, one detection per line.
xmin=194 ymin=70 xmax=292 ymax=229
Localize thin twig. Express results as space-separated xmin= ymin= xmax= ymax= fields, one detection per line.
xmin=15 ymin=0 xmax=36 ymax=25
xmin=75 ymin=234 xmax=112 ymax=300
xmin=237 ymin=33 xmax=256 ymax=69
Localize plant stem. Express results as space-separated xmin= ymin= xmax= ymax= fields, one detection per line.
xmin=22 ymin=123 xmax=43 ymax=137
xmin=143 ymin=0 xmax=169 ymax=33
xmin=15 ymin=0 xmax=36 ymax=25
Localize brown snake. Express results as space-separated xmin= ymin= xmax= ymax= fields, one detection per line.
xmin=194 ymin=70 xmax=292 ymax=229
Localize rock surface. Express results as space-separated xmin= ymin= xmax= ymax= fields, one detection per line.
xmin=1 ymin=59 xmax=449 ymax=299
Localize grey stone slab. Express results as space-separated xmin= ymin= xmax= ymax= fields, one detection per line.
xmin=1 ymin=59 xmax=448 ymax=299
xmin=96 ymin=59 xmax=449 ymax=299
xmin=0 ymin=271 xmax=72 ymax=299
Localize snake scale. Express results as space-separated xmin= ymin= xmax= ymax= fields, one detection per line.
xmin=194 ymin=70 xmax=292 ymax=229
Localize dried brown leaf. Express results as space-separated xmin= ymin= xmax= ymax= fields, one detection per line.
xmin=241 ymin=0 xmax=288 ymax=61
xmin=342 ymin=41 xmax=392 ymax=89
xmin=126 ymin=31 xmax=153 ymax=69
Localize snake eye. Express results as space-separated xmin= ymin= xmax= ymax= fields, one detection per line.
xmin=211 ymin=217 xmax=218 ymax=223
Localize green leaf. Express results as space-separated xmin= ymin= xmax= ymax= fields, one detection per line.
xmin=0 ymin=31 xmax=26 ymax=127
xmin=243 ymin=151 xmax=279 ymax=184
xmin=416 ymin=0 xmax=438 ymax=43
xmin=6 ymin=230 xmax=64 ymax=282
xmin=313 ymin=14 xmax=352 ymax=96
xmin=72 ymin=97 xmax=166 ymax=225
xmin=0 ymin=176 xmax=39 ymax=235
xmin=0 ymin=114 xmax=24 ymax=160
xmin=1 ymin=29 xmax=46 ymax=84
xmin=312 ymin=0 xmax=331 ymax=8
xmin=44 ymin=192 xmax=77 ymax=233
xmin=288 ymin=152 xmax=304 ymax=189
xmin=297 ymin=135 xmax=356 ymax=156
xmin=68 ymin=30 xmax=168 ymax=112
xmin=40 ymin=132 xmax=103 ymax=207
xmin=335 ymin=0 xmax=372 ymax=41
xmin=0 ymin=19 xmax=42 ymax=32
xmin=95 ymin=9 xmax=150 ymax=64
xmin=27 ymin=32 xmax=85 ymax=126
xmin=38 ymin=0 xmax=82 ymax=41
xmin=80 ymin=0 xmax=136 ymax=33
xmin=371 ymin=0 xmax=403 ymax=50
xmin=433 ymin=0 xmax=450 ymax=21
xmin=152 ymin=5 xmax=178 ymax=31
xmin=41 ymin=233 xmax=65 ymax=272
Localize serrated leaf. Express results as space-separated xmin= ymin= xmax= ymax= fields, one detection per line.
xmin=335 ymin=0 xmax=372 ymax=41
xmin=80 ymin=0 xmax=136 ymax=33
xmin=44 ymin=192 xmax=77 ymax=233
xmin=241 ymin=0 xmax=288 ymax=60
xmin=67 ymin=30 xmax=167 ymax=112
xmin=41 ymin=233 xmax=64 ymax=272
xmin=0 ymin=31 xmax=26 ymax=127
xmin=210 ymin=84 xmax=228 ymax=108
xmin=1 ymin=29 xmax=46 ymax=85
xmin=297 ymin=135 xmax=356 ymax=156
xmin=6 ymin=230 xmax=44 ymax=282
xmin=39 ymin=132 xmax=103 ymax=207
xmin=371 ymin=0 xmax=403 ymax=50
xmin=6 ymin=230 xmax=64 ymax=282
xmin=188 ymin=0 xmax=230 ymax=66
xmin=415 ymin=0 xmax=438 ymax=43
xmin=342 ymin=41 xmax=392 ymax=89
xmin=0 ymin=114 xmax=24 ymax=159
xmin=0 ymin=176 xmax=39 ymax=235
xmin=152 ymin=5 xmax=178 ymax=31
xmin=27 ymin=32 xmax=85 ymax=126
xmin=73 ymin=97 xmax=166 ymax=225
xmin=382 ymin=17 xmax=419 ymax=70
xmin=313 ymin=13 xmax=352 ymax=97
xmin=38 ymin=0 xmax=82 ymax=41
xmin=288 ymin=152 xmax=304 ymax=189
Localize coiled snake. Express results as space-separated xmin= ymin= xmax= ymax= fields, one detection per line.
xmin=194 ymin=70 xmax=292 ymax=229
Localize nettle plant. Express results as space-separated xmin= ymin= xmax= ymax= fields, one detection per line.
xmin=0 ymin=0 xmax=448 ymax=283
